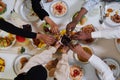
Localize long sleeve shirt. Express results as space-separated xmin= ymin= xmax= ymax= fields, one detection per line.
xmin=89 ymin=55 xmax=115 ymax=80
xmin=20 ymin=47 xmax=69 ymax=80
xmin=31 ymin=0 xmax=49 ymax=20
xmin=0 ymin=19 xmax=37 ymax=38
xmin=92 ymin=28 xmax=120 ymax=39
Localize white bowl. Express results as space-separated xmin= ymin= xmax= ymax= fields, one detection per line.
xmin=50 ymin=1 xmax=68 ymax=17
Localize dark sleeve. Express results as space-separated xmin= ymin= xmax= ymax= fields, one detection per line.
xmin=0 ymin=19 xmax=37 ymax=38
xmin=31 ymin=0 xmax=49 ymax=20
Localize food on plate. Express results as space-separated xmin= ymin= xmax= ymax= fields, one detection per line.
xmin=111 ymin=14 xmax=120 ymax=23
xmin=45 ymin=59 xmax=58 ymax=77
xmin=61 ymin=35 xmax=71 ymax=46
xmin=107 ymin=8 xmax=113 ymax=13
xmin=20 ymin=57 xmax=28 ymax=69
xmin=0 ymin=34 xmax=15 ymax=48
xmin=0 ymin=1 xmax=7 ymax=15
xmin=70 ymin=65 xmax=83 ymax=80
xmin=0 ymin=57 xmax=5 ymax=72
xmin=77 ymin=46 xmax=93 ymax=62
xmin=52 ymin=1 xmax=67 ymax=17
xmin=42 ymin=23 xmax=51 ymax=33
xmin=105 ymin=12 xmax=110 ymax=17
xmin=117 ymin=39 xmax=120 ymax=43
xmin=32 ymin=38 xmax=46 ymax=48
xmin=108 ymin=64 xmax=116 ymax=70
xmin=81 ymin=24 xmax=95 ymax=44
xmin=73 ymin=12 xmax=87 ymax=25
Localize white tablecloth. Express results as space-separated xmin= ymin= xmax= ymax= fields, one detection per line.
xmin=0 ymin=0 xmax=120 ymax=80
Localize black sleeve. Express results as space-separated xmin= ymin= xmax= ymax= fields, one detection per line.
xmin=31 ymin=0 xmax=49 ymax=20
xmin=0 ymin=19 xmax=37 ymax=38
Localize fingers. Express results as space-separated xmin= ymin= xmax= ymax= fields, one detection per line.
xmin=50 ymin=26 xmax=59 ymax=35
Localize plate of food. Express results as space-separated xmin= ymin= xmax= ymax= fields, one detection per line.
xmin=74 ymin=45 xmax=93 ymax=63
xmin=96 ymin=58 xmax=120 ymax=80
xmin=115 ymin=38 xmax=120 ymax=53
xmin=19 ymin=0 xmax=39 ymax=22
xmin=50 ymin=0 xmax=68 ymax=17
xmin=13 ymin=53 xmax=32 ymax=75
xmin=0 ymin=57 xmax=5 ymax=72
xmin=79 ymin=24 xmax=98 ymax=44
xmin=69 ymin=65 xmax=84 ymax=80
xmin=0 ymin=1 xmax=7 ymax=15
xmin=0 ymin=31 xmax=16 ymax=49
xmin=104 ymin=2 xmax=120 ymax=27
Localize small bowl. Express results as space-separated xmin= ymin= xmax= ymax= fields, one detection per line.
xmin=74 ymin=46 xmax=93 ymax=63
xmin=50 ymin=1 xmax=68 ymax=17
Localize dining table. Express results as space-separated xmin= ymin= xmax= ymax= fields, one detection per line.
xmin=0 ymin=0 xmax=120 ymax=80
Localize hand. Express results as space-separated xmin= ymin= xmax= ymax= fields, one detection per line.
xmin=71 ymin=31 xmax=92 ymax=40
xmin=66 ymin=21 xmax=77 ymax=35
xmin=70 ymin=44 xmax=91 ymax=60
xmin=61 ymin=46 xmax=69 ymax=54
xmin=50 ymin=23 xmax=59 ymax=35
xmin=44 ymin=16 xmax=59 ymax=34
xmin=37 ymin=33 xmax=56 ymax=45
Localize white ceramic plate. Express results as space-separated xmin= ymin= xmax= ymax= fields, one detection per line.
xmin=115 ymin=39 xmax=120 ymax=53
xmin=50 ymin=1 xmax=68 ymax=17
xmin=104 ymin=2 xmax=120 ymax=27
xmin=0 ymin=31 xmax=16 ymax=49
xmin=96 ymin=58 xmax=120 ymax=80
xmin=13 ymin=53 xmax=32 ymax=75
xmin=19 ymin=0 xmax=39 ymax=22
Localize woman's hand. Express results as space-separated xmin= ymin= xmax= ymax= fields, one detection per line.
xmin=36 ymin=33 xmax=56 ymax=45
xmin=44 ymin=16 xmax=59 ymax=34
xmin=50 ymin=23 xmax=59 ymax=34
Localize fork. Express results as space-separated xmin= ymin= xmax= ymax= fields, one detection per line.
xmin=99 ymin=6 xmax=103 ymax=24
xmin=11 ymin=0 xmax=17 ymax=13
xmin=99 ymin=2 xmax=106 ymax=24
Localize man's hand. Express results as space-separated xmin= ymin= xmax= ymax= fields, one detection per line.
xmin=69 ymin=44 xmax=91 ymax=60
xmin=66 ymin=21 xmax=77 ymax=35
xmin=71 ymin=31 xmax=92 ymax=40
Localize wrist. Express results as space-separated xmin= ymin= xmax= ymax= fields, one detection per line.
xmin=36 ymin=33 xmax=42 ymax=39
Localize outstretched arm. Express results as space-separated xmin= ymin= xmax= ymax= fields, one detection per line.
xmin=31 ymin=0 xmax=49 ymax=20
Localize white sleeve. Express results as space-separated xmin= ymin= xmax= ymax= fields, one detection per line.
xmin=54 ymin=54 xmax=70 ymax=80
xmin=83 ymin=0 xmax=100 ymax=11
xmin=91 ymin=28 xmax=120 ymax=39
xmin=88 ymin=55 xmax=115 ymax=80
xmin=20 ymin=47 xmax=57 ymax=73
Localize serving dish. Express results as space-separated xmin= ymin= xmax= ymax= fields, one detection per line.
xmin=0 ymin=31 xmax=16 ymax=49
xmin=96 ymin=58 xmax=120 ymax=80
xmin=104 ymin=2 xmax=120 ymax=27
xmin=19 ymin=0 xmax=39 ymax=22
xmin=13 ymin=53 xmax=32 ymax=75
xmin=50 ymin=0 xmax=68 ymax=17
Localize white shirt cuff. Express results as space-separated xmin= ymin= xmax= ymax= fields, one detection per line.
xmin=91 ymin=31 xmax=101 ymax=38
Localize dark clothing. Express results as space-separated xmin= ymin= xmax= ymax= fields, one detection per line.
xmin=31 ymin=0 xmax=49 ymax=20
xmin=0 ymin=19 xmax=37 ymax=38
xmin=14 ymin=65 xmax=47 ymax=80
